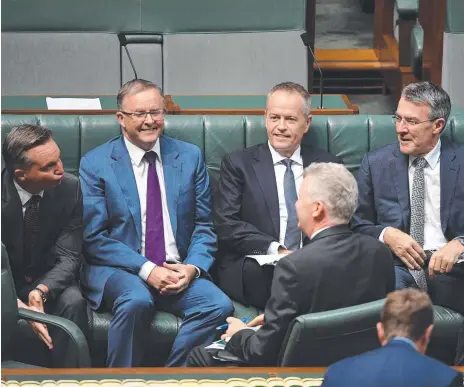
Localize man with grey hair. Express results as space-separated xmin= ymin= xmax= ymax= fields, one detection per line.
xmin=214 ymin=81 xmax=342 ymax=309
xmin=80 ymin=79 xmax=233 ymax=367
xmin=188 ymin=162 xmax=394 ymax=366
xmin=352 ymin=81 xmax=464 ymax=314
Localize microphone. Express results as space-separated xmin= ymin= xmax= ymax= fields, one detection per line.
xmin=118 ymin=33 xmax=138 ymax=80
xmin=300 ymin=32 xmax=324 ymax=109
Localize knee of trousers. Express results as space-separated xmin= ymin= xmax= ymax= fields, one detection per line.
xmin=207 ymin=293 xmax=234 ymax=321
xmin=113 ymin=292 xmax=155 ymax=317
xmin=57 ymin=287 xmax=88 ymax=316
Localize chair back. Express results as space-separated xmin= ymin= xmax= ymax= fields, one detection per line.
xmin=278 ymin=299 xmax=385 ymax=366
xmin=1 ymin=243 xmax=19 ymax=356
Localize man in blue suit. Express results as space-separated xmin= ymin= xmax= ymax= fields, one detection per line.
xmin=352 ymin=82 xmax=464 ymax=314
xmin=79 ymin=79 xmax=233 ymax=367
xmin=322 ymin=289 xmax=462 ymax=387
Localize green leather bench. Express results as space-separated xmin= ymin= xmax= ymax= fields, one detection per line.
xmin=1 ymin=114 xmax=463 ymax=366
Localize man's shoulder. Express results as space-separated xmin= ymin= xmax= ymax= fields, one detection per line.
xmin=162 ymin=135 xmax=202 ymax=156
xmin=302 ymin=144 xmax=341 ymax=164
xmin=81 ymin=136 xmax=121 ymax=160
xmin=226 ymin=143 xmax=264 ymax=162
xmin=364 ymin=142 xmax=398 ymax=163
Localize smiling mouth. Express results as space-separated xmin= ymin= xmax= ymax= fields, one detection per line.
xmin=140 ymin=127 xmax=159 ymax=132
xmin=274 ymin=134 xmax=290 ymax=138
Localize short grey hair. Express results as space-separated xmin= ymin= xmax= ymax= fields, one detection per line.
xmin=303 ymin=162 xmax=358 ymax=224
xmin=267 ymin=81 xmax=312 ymax=118
xmin=2 ymin=124 xmax=53 ymax=175
xmin=117 ymin=79 xmax=164 ymax=110
xmin=401 ymin=81 xmax=451 ymax=127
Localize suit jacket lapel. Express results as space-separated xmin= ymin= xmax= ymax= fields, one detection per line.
xmin=439 ymin=138 xmax=458 ymax=233
xmin=160 ymin=136 xmax=180 ymax=238
xmin=1 ymin=171 xmax=24 ymax=263
xmin=111 ymin=137 xmax=142 ymax=240
xmin=252 ymin=144 xmax=280 ymax=238
xmin=390 ymin=144 xmax=410 ymax=230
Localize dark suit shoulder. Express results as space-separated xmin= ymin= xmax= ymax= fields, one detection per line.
xmin=225 ymin=143 xmax=263 ymax=162
xmin=301 ymin=144 xmax=342 ymax=164
xmin=364 ymin=141 xmax=398 ymax=162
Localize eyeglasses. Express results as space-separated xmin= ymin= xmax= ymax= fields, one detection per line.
xmin=392 ymin=114 xmax=438 ymax=127
xmin=120 ymin=109 xmax=166 ymax=120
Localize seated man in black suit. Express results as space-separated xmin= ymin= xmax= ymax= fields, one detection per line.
xmin=188 ymin=162 xmax=395 ymax=366
xmin=351 ymin=82 xmax=464 ymax=314
xmin=322 ymin=289 xmax=462 ymax=387
xmin=1 ymin=125 xmax=88 ymax=367
xmin=214 ymin=82 xmax=342 ymax=309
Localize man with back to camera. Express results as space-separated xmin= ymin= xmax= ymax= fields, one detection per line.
xmin=351 ymin=81 xmax=464 ymax=314
xmin=188 ymin=162 xmax=395 ymax=366
xmin=214 ymin=81 xmax=342 ymax=309
xmin=79 ymin=79 xmax=233 ymax=367
xmin=1 ymin=125 xmax=88 ymax=367
xmin=322 ymin=288 xmax=463 ymax=387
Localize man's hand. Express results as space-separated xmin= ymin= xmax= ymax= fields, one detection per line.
xmin=221 ymin=317 xmax=247 ymax=340
xmin=278 ymin=247 xmax=293 ymax=256
xmin=158 ymin=263 xmax=197 ymax=296
xmin=429 ymin=239 xmax=464 ymax=277
xmin=383 ymin=227 xmax=426 ymax=270
xmin=247 ymin=314 xmax=264 ymax=327
xmin=28 ymin=289 xmax=45 ymax=313
xmin=146 ymin=265 xmax=184 ymax=292
xmin=17 ymin=299 xmax=53 ymax=350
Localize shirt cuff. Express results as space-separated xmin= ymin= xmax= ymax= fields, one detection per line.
xmin=379 ymin=227 xmax=390 ymax=243
xmin=192 ymin=265 xmax=201 ymax=279
xmin=267 ymin=241 xmax=282 ymax=255
xmin=139 ymin=261 xmax=156 ymax=281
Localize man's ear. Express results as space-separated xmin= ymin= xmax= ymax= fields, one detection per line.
xmin=376 ymin=322 xmax=387 ymax=346
xmin=304 ymin=114 xmax=312 ymax=133
xmin=13 ymin=168 xmax=25 ymax=182
xmin=434 ymin=118 xmax=445 ymax=134
xmin=116 ymin=112 xmax=125 ymax=128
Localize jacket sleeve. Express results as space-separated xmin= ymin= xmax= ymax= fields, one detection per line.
xmin=40 ymin=179 xmax=83 ymax=299
xmin=214 ymin=154 xmax=276 ymax=256
xmin=225 ymin=256 xmax=303 ymax=365
xmin=350 ymin=154 xmax=385 ymax=239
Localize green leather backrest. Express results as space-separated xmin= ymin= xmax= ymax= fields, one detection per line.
xmin=446 ymin=0 xmax=464 ymax=33
xmin=2 ymin=114 xmax=463 ymax=183
xmin=2 ymin=0 xmax=305 ymax=33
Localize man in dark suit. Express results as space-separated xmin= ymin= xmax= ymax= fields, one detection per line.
xmin=351 ymin=81 xmax=464 ymax=314
xmin=322 ymin=289 xmax=462 ymax=387
xmin=188 ymin=162 xmax=394 ymax=366
xmin=214 ymin=82 xmax=342 ymax=309
xmin=80 ymin=79 xmax=232 ymax=367
xmin=1 ymin=125 xmax=88 ymax=367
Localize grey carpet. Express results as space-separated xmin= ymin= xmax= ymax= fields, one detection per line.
xmin=315 ymin=0 xmax=374 ymax=49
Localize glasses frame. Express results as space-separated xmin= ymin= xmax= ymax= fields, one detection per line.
xmin=120 ymin=109 xmax=167 ymax=120
xmin=392 ymin=114 xmax=439 ymax=127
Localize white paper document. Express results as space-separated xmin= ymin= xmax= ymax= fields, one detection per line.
xmin=46 ymin=97 xmax=102 ymax=110
xmin=245 ymin=254 xmax=286 ymax=266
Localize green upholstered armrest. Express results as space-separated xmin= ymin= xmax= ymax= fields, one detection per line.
xmin=278 ymin=299 xmax=385 ymax=366
xmin=18 ymin=308 xmax=91 ymax=368
xmin=396 ymin=0 xmax=419 ymax=20
xmin=411 ymin=23 xmax=424 ymax=79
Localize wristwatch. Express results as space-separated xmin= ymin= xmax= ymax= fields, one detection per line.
xmin=34 ymin=287 xmax=47 ymax=304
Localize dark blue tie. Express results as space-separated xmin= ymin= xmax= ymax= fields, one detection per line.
xmin=281 ymin=159 xmax=300 ymax=250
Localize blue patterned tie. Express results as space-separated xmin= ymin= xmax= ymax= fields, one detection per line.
xmin=282 ymin=159 xmax=301 ymax=250
xmin=144 ymin=151 xmax=165 ymax=265
xmin=409 ymin=157 xmax=428 ymax=291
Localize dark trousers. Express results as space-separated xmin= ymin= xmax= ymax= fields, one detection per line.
xmin=242 ymin=258 xmax=275 ymax=310
xmin=13 ymin=283 xmax=88 ymax=368
xmin=187 ymin=345 xmax=243 ymax=367
xmin=395 ymin=264 xmax=464 ymax=315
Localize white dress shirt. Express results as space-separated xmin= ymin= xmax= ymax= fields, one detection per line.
xmin=267 ymin=142 xmax=304 ymax=254
xmin=380 ymin=139 xmax=448 ymax=250
xmin=13 ymin=180 xmax=44 ymax=217
xmin=124 ymin=137 xmax=181 ymax=281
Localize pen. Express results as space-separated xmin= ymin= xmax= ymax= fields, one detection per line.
xmin=216 ymin=317 xmax=250 ymax=330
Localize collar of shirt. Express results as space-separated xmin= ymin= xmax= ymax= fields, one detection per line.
xmin=267 ymin=141 xmax=302 ymax=166
xmin=409 ymin=138 xmax=441 ymax=170
xmin=13 ymin=179 xmax=44 ymax=206
xmin=310 ymin=225 xmax=333 ymax=240
xmin=390 ymin=336 xmax=418 ymax=351
xmin=124 ymin=136 xmax=162 ymax=167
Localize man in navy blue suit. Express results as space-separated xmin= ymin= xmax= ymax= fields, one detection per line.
xmin=79 ymin=79 xmax=233 ymax=367
xmin=352 ymin=82 xmax=464 ymax=314
xmin=322 ymin=289 xmax=462 ymax=387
